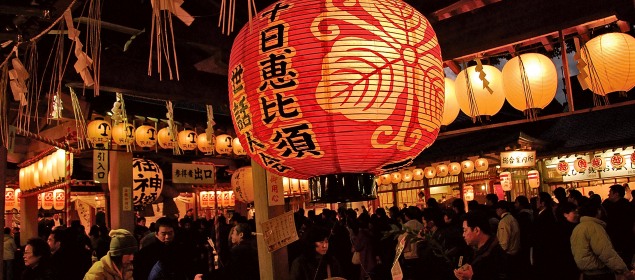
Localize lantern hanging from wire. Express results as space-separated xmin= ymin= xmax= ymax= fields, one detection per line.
xmin=177 ymin=130 xmax=198 ymax=151
xmin=197 ymin=133 xmax=215 ymax=153
xmin=228 ymin=0 xmax=444 ymax=202
xmin=424 ymin=167 xmax=436 ymax=179
xmin=578 ymin=32 xmax=635 ymax=96
xmin=130 ymin=158 xmax=163 ymax=206
xmin=461 ymin=160 xmax=475 ymax=174
xmin=502 ymin=53 xmax=557 ymax=116
xmin=231 ymin=166 xmax=254 ymax=203
xmin=528 ymin=170 xmax=540 ymax=189
xmin=390 ymin=172 xmax=402 ymax=184
xmin=412 ymin=168 xmax=424 ymax=181
xmin=442 ymin=77 xmax=460 ymax=126
xmin=232 ymin=137 xmax=247 ymax=156
xmin=112 ymin=123 xmax=135 ymax=146
xmin=610 ymin=153 xmax=626 ymax=169
xmin=380 ymin=174 xmax=392 ymax=185
xmin=448 ymin=162 xmax=461 ymax=176
xmin=157 ymin=127 xmax=175 ymax=149
xmin=86 ymin=119 xmax=111 ymax=148
xmin=215 ymin=134 xmax=233 ymax=155
xmin=499 ymin=171 xmax=512 ymax=191
xmin=436 ymin=164 xmax=448 ymax=177
xmin=455 ymin=65 xmax=505 ymax=120
xmin=591 ymin=156 xmax=605 ymax=171
xmin=556 ymin=160 xmax=569 ymax=175
xmin=135 ymin=125 xmax=157 ymax=149
xmin=401 ymin=169 xmax=413 ymax=182
xmin=475 ymin=158 xmax=489 ymax=172
xmin=573 ymin=158 xmax=588 ymax=173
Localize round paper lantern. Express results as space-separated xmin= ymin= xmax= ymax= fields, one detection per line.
xmin=229 ymin=191 xmax=236 ymax=207
xmin=412 ymin=168 xmax=424 ymax=180
xmin=215 ymin=134 xmax=232 ymax=155
xmin=86 ymin=119 xmax=111 ymax=148
xmin=228 ymin=0 xmax=443 ymax=202
xmin=610 ymin=153 xmax=626 ymax=169
xmin=556 ymin=160 xmax=569 ymax=175
xmin=424 ymin=167 xmax=436 ymax=179
xmin=499 ymin=171 xmax=512 ymax=191
xmin=232 ymin=137 xmax=247 ymax=156
xmin=580 ymin=32 xmax=635 ymax=96
xmin=199 ymin=191 xmax=210 ymax=208
xmin=33 ymin=163 xmax=41 ymax=188
xmin=573 ymin=158 xmax=588 ymax=173
xmin=442 ymin=78 xmax=460 ymax=126
xmin=390 ymin=172 xmax=402 ymax=184
xmin=475 ymin=158 xmax=489 ymax=172
xmin=461 ymin=160 xmax=475 ymax=174
xmin=401 ymin=170 xmax=414 ymax=182
xmin=44 ymin=155 xmax=54 ymax=185
xmin=455 ymin=65 xmax=505 ymax=118
xmin=231 ymin=166 xmax=254 ymax=203
xmin=42 ymin=191 xmax=54 ymax=210
xmin=591 ymin=156 xmax=605 ymax=171
xmin=135 ymin=125 xmax=157 ymax=149
xmin=502 ymin=53 xmax=557 ymax=112
xmin=18 ymin=169 xmax=25 ymax=191
xmin=5 ymin=188 xmax=15 ymax=210
xmin=131 ymin=158 xmax=163 ymax=205
xmin=436 ymin=164 xmax=449 ymax=177
xmin=157 ymin=128 xmax=176 ymax=149
xmin=197 ymin=133 xmax=215 ymax=153
xmin=527 ymin=170 xmax=540 ymax=189
xmin=177 ymin=130 xmax=198 ymax=151
xmin=380 ymin=174 xmax=392 ymax=185
xmin=448 ymin=162 xmax=461 ymax=176
xmin=55 ymin=149 xmax=66 ymax=180
xmin=112 ymin=123 xmax=135 ymax=146
xmin=14 ymin=189 xmax=20 ymax=211
xmin=53 ymin=188 xmax=65 ymax=210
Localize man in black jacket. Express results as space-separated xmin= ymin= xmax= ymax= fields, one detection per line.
xmin=454 ymin=210 xmax=504 ymax=280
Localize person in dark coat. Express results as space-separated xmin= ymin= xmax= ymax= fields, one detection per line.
xmin=454 ymin=210 xmax=504 ymax=280
xmin=602 ymin=184 xmax=635 ymax=266
xmin=47 ymin=227 xmax=92 ymax=280
xmin=224 ymin=223 xmax=259 ymax=280
xmin=290 ymin=226 xmax=343 ymax=280
xmin=532 ymin=192 xmax=559 ymax=280
xmin=22 ymin=238 xmax=55 ymax=280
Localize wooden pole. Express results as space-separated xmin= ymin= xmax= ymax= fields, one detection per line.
xmin=108 ymin=151 xmax=134 ymax=232
xmin=252 ymin=160 xmax=289 ymax=280
xmin=559 ymin=30 xmax=575 ymax=112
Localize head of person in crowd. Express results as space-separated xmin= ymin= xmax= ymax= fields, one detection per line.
xmin=428 ymin=198 xmax=439 ymax=209
xmin=494 ymin=200 xmax=511 ymax=218
xmin=137 ymin=217 xmax=146 ymax=227
xmin=485 ymin=194 xmax=498 ymax=206
xmin=47 ymin=227 xmax=65 ymax=254
xmin=389 ymin=206 xmax=401 ymax=221
xmin=515 ymin=195 xmax=530 ymax=210
xmin=422 ymin=208 xmax=444 ymax=233
xmin=109 ymin=229 xmax=138 ymax=267
xmin=559 ymin=202 xmax=579 ymax=223
xmin=467 ymin=200 xmax=480 ymax=212
xmin=24 ymin=238 xmax=51 ymax=268
xmin=588 ymin=191 xmax=595 ymax=197
xmin=443 ymin=209 xmax=456 ymax=225
xmin=568 ymin=189 xmax=583 ymax=205
xmin=608 ymin=184 xmax=626 ymax=203
xmin=578 ymin=202 xmax=601 ymax=219
xmin=451 ymin=198 xmax=465 ymax=214
xmin=155 ymin=217 xmax=176 ymax=245
xmin=537 ymin=192 xmax=553 ymax=211
xmin=303 ymin=226 xmax=331 ymax=256
xmin=230 ymin=223 xmax=252 ymax=246
xmin=553 ymin=187 xmax=567 ymax=204
xmin=4 ymin=227 xmax=11 ymax=236
xmin=375 ymin=207 xmax=387 ymax=218
xmin=462 ymin=210 xmax=492 ymax=248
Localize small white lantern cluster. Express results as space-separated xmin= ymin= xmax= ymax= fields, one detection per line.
xmin=19 ymin=149 xmax=70 ymax=191
xmin=199 ymin=190 xmax=235 ymax=208
xmin=378 ymin=158 xmax=490 ymax=183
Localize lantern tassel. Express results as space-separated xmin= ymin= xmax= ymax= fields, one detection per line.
xmin=517 ymin=56 xmax=537 ymax=121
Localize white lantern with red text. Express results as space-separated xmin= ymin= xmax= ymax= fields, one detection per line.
xmin=87 ymin=119 xmax=111 ymax=148
xmin=610 ymin=154 xmax=626 ymax=169
xmin=231 ymin=167 xmax=254 ymax=203
xmin=527 ymin=170 xmax=540 ymax=189
xmin=475 ymin=158 xmax=489 ymax=172
xmin=215 ymin=134 xmax=233 ymax=155
xmin=557 ymin=160 xmax=569 ymax=175
xmin=448 ymin=162 xmax=461 ymax=176
xmin=591 ymin=156 xmax=606 ymax=171
xmin=53 ymin=189 xmax=65 ymax=210
xmin=112 ymin=123 xmax=135 ymax=146
xmin=5 ymin=188 xmax=15 ymax=210
xmin=131 ymin=158 xmax=163 ymax=205
xmin=229 ymin=191 xmax=235 ymax=207
xmin=436 ymin=164 xmax=448 ymax=177
xmin=177 ymin=130 xmax=198 ymax=151
xmin=42 ymin=191 xmax=54 ymax=210
xmin=200 ymin=191 xmax=210 ymax=208
xmin=461 ymin=160 xmax=475 ymax=174
xmin=424 ymin=167 xmax=436 ymax=179
xmin=573 ymin=158 xmax=588 ymax=173
xmin=157 ymin=128 xmax=176 ymax=149
xmin=413 ymin=168 xmax=424 ymax=181
xmin=499 ymin=171 xmax=512 ymax=191
xmin=135 ymin=125 xmax=157 ymax=149
xmin=197 ymin=133 xmax=214 ymax=153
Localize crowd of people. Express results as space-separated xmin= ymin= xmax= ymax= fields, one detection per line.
xmin=3 ymin=184 xmax=635 ymax=280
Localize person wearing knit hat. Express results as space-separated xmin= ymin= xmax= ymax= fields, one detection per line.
xmin=84 ymin=229 xmax=138 ymax=280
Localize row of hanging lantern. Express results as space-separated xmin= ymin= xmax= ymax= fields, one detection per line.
xmin=4 ymin=188 xmax=21 ymax=211
xmin=441 ymin=32 xmax=635 ymax=125
xmin=86 ymin=119 xmax=247 ymax=156
xmin=377 ymin=158 xmax=490 ymax=185
xmin=19 ymin=149 xmax=70 ymax=191
xmin=34 ymin=189 xmax=66 ymax=210
xmin=199 ymin=190 xmax=235 ymax=208
xmin=555 ymin=153 xmax=633 ymax=175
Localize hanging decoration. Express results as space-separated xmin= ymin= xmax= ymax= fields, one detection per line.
xmin=53 ymin=189 xmax=65 ymax=210
xmin=390 ymin=172 xmax=402 ymax=184
xmin=49 ymin=93 xmax=63 ymax=120
xmin=215 ymin=134 xmax=233 ymax=155
xmin=135 ymin=125 xmax=157 ymax=149
xmin=527 ymin=170 xmax=540 ymax=189
xmin=610 ymin=153 xmax=626 ymax=169
xmin=197 ymin=133 xmax=214 ymax=154
xmin=499 ymin=171 xmax=512 ymax=191
xmin=5 ymin=188 xmax=15 ymax=211
xmin=232 ymin=137 xmax=247 ymax=155
xmin=412 ymin=168 xmax=424 ymax=181
xmin=424 ymin=167 xmax=436 ymax=179
xmin=177 ymin=129 xmax=197 ymax=151
xmin=165 ymin=101 xmax=181 ymax=155
xmin=442 ymin=77 xmax=460 ymax=126
xmin=63 ymin=10 xmax=95 ymax=87
xmin=590 ymin=156 xmax=605 ymax=171
xmin=502 ymin=53 xmax=557 ymax=119
xmin=8 ymin=56 xmax=29 ymax=106
xmin=461 ymin=160 xmax=475 ymax=174
xmin=436 ymin=164 xmax=449 ymax=177
xmin=86 ymin=119 xmax=111 ymax=148
xmin=70 ymin=88 xmax=89 ymax=150
xmin=448 ymin=162 xmax=461 ymax=176
xmin=231 ymin=166 xmax=254 ymax=203
xmin=131 ymin=158 xmax=164 ymax=206
xmin=0 ymin=64 xmax=9 ymax=149
xmin=157 ymin=127 xmax=176 ymax=149
xmin=455 ymin=64 xmax=505 ymax=122
xmin=579 ymin=32 xmax=635 ymax=97
xmin=228 ymin=0 xmax=443 ymax=202
xmin=148 ymin=0 xmax=195 ymax=81
xmin=112 ymin=123 xmax=135 ymax=147
xmin=205 ymin=104 xmax=216 ymax=152
xmin=556 ymin=160 xmax=569 ymax=175
xmin=475 ymin=158 xmax=489 ymax=172
xmin=218 ymin=0 xmax=257 ymax=35
xmin=380 ymin=174 xmax=391 ymax=185
xmin=573 ymin=158 xmax=588 ymax=173
xmin=401 ymin=170 xmax=413 ymax=182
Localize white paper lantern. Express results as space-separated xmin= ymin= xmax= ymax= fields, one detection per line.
xmin=86 ymin=119 xmax=111 ymax=148
xmin=231 ymin=167 xmax=254 ymax=203
xmin=215 ymin=134 xmax=233 ymax=155
xmin=55 ymin=149 xmax=67 ymax=180
xmin=197 ymin=133 xmax=214 ymax=153
xmin=5 ymin=188 xmax=15 ymax=210
xmin=475 ymin=158 xmax=489 ymax=172
xmin=573 ymin=158 xmax=588 ymax=173
xmin=401 ymin=170 xmax=414 ymax=182
xmin=556 ymin=160 xmax=569 ymax=175
xmin=424 ymin=167 xmax=436 ymax=179
xmin=591 ymin=156 xmax=606 ymax=171
xmin=442 ymin=77 xmax=460 ymax=126
xmin=455 ymin=65 xmax=506 ymax=118
xmin=112 ymin=123 xmax=135 ymax=146
xmin=502 ymin=53 xmax=558 ymax=112
xmin=499 ymin=171 xmax=512 ymax=191
xmin=232 ymin=137 xmax=247 ymax=156
xmin=131 ymin=158 xmax=163 ymax=205
xmin=177 ymin=130 xmax=198 ymax=151
xmin=157 ymin=128 xmax=176 ymax=149
xmin=436 ymin=164 xmax=449 ymax=177
xmin=610 ymin=153 xmax=626 ymax=169
xmin=579 ymin=32 xmax=635 ymax=96
xmin=448 ymin=162 xmax=461 ymax=176
xmin=461 ymin=160 xmax=475 ymax=174
xmin=527 ymin=170 xmax=540 ymax=189
xmin=199 ymin=191 xmax=210 ymax=208
xmin=390 ymin=172 xmax=402 ymax=184
xmin=53 ymin=189 xmax=65 ymax=210
xmin=42 ymin=191 xmax=54 ymax=210
xmin=380 ymin=174 xmax=392 ymax=185
xmin=14 ymin=189 xmax=21 ymax=211
xmin=135 ymin=125 xmax=157 ymax=149
xmin=412 ymin=168 xmax=424 ymax=181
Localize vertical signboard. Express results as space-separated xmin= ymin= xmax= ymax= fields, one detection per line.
xmin=267 ymin=172 xmax=285 ymax=206
xmin=93 ymin=150 xmax=109 ymax=183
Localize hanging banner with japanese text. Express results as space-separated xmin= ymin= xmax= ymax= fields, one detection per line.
xmin=132 ymin=158 xmax=163 ymax=206
xmin=93 ymin=150 xmax=109 ymax=183
xmin=500 ymin=151 xmax=536 ymax=168
xmin=172 ymin=163 xmax=215 ymax=184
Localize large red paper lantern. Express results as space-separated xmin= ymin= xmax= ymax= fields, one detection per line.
xmin=228 ymin=0 xmax=443 ymax=202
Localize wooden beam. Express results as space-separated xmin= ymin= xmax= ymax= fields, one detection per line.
xmin=445 ymin=60 xmax=462 ymax=75
xmin=617 ymin=20 xmax=631 ymax=32
xmin=432 ymin=0 xmax=633 ymax=60
xmin=540 ymin=36 xmax=554 ymax=52
xmin=576 ymin=26 xmax=591 ymax=43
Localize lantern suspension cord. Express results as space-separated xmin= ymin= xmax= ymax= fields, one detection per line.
xmin=580 ymin=45 xmax=610 ymax=106
xmin=15 ymin=127 xmax=79 ymax=154
xmin=0 ymin=63 xmax=9 ymax=149
xmin=462 ymin=62 xmax=481 ymax=123
xmin=69 ymin=87 xmax=89 ymax=150
xmin=517 ymin=55 xmax=537 ymax=120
